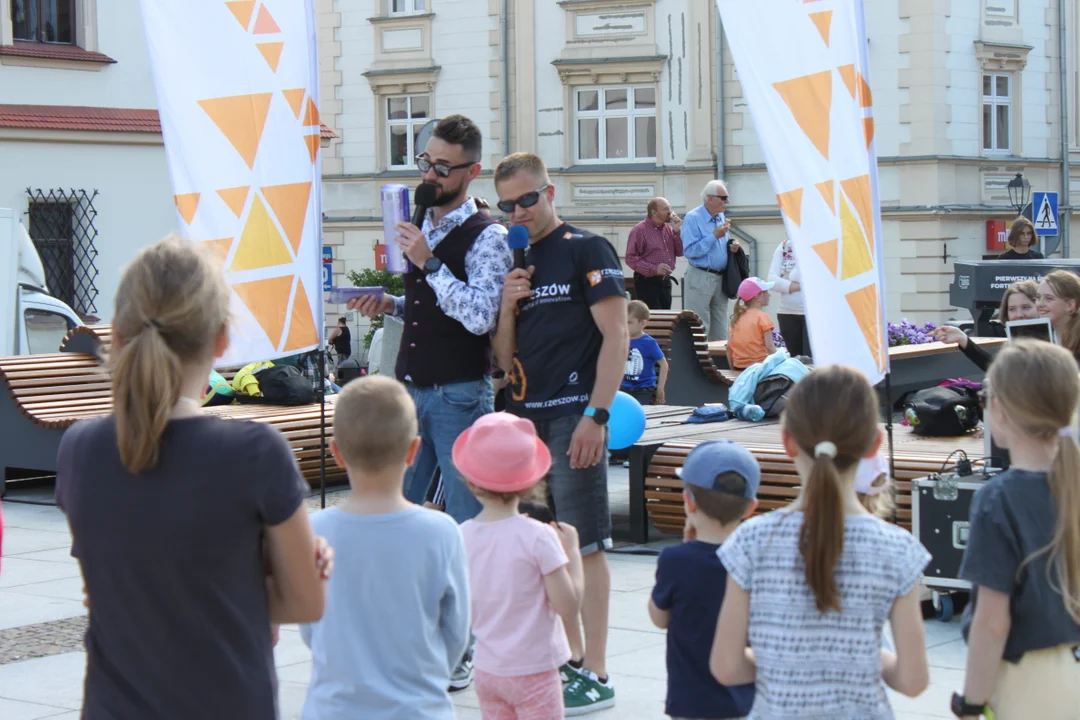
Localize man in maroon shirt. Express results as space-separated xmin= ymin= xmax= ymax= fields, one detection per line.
xmin=625 ymin=197 xmax=683 ymax=310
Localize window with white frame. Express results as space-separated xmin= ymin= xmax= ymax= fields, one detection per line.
xmin=386 ymin=95 xmax=431 ymax=169
xmin=982 ymin=73 xmax=1011 ymax=154
xmin=575 ymin=85 xmax=657 ymax=163
xmin=389 ymin=0 xmax=423 ymax=15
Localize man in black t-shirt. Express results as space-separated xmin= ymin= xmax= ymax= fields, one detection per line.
xmin=492 ymin=152 xmax=628 ymax=714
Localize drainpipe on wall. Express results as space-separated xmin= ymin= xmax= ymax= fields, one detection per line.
xmin=501 ymin=0 xmax=511 ymax=158
xmin=1060 ymin=0 xmax=1071 ymax=257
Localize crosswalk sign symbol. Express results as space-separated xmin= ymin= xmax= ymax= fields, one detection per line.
xmin=1033 ymin=191 xmax=1059 ymax=236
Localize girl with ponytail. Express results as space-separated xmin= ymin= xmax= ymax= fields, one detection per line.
xmin=956 ymin=340 xmax=1080 ymax=719
xmin=711 ymin=365 xmax=931 ymax=718
xmin=56 ymin=237 xmax=329 ymax=719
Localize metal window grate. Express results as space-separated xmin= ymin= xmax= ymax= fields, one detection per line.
xmin=25 ymin=188 xmax=99 ymax=315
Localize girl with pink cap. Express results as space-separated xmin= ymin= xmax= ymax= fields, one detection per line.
xmin=727 ymin=277 xmax=777 ymax=370
xmin=455 ymin=413 xmax=586 ymax=719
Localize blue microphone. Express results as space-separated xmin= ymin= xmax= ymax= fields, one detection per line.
xmin=507 ymin=225 xmax=529 ymax=271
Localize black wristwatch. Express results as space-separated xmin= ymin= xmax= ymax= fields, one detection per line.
xmin=950 ymin=692 xmax=987 ymax=718
xmin=584 ymin=407 xmax=610 ymax=426
xmin=423 ymin=257 xmax=443 ymax=275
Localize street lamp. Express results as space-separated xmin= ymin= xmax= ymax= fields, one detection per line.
xmin=1006 ymin=172 xmax=1031 ymax=215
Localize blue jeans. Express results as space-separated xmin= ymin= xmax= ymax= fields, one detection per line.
xmin=403 ymin=378 xmax=493 ymax=523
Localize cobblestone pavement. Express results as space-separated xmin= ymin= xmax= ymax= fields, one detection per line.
xmin=0 ymin=617 xmax=87 ymax=666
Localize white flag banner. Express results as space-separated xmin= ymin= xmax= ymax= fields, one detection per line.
xmin=716 ymin=0 xmax=888 ymax=383
xmin=139 ymin=0 xmax=324 ymax=366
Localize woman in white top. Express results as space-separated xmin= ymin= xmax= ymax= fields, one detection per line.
xmin=768 ymin=239 xmax=810 ymax=358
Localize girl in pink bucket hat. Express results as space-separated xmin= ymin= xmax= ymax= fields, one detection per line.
xmin=454 ymin=413 xmax=584 ymax=719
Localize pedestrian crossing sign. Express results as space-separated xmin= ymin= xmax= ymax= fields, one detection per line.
xmin=1033 ymin=191 xmax=1058 ymax=236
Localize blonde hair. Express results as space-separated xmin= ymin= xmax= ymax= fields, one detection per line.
xmin=333 ymin=376 xmax=417 ymax=472
xmin=1042 ymin=271 xmax=1080 ymax=355
xmin=466 ymin=480 xmax=548 ymax=507
xmin=999 ymin=279 xmax=1038 ymax=323
xmin=730 ymin=293 xmax=764 ymax=330
xmin=627 ymin=299 xmax=650 ymax=322
xmin=494 ymin=152 xmax=551 ymax=186
xmin=782 ymin=365 xmax=880 ymax=612
xmin=1006 ymin=217 xmax=1036 ymax=250
xmin=109 ymin=237 xmax=229 ymax=474
xmin=987 ymin=340 xmax=1080 ymax=623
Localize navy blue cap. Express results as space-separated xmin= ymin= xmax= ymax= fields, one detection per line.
xmin=676 ymin=440 xmax=760 ymax=499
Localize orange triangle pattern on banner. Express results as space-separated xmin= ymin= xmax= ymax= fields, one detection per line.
xmin=815 ymin=180 xmax=835 ymax=214
xmin=303 ymin=98 xmax=320 ymax=127
xmin=813 ymin=239 xmax=839 ymax=277
xmin=283 ymin=88 xmax=306 ymax=119
xmin=198 ymin=93 xmax=273 ymax=169
xmin=200 ymin=238 xmax=234 ymax=267
xmin=776 ymin=188 xmax=804 ymax=227
xmin=846 ymin=283 xmax=885 ymax=371
xmin=839 ymin=194 xmax=873 ymax=280
xmin=257 ymin=42 xmax=284 ymax=72
xmin=863 ymin=117 xmax=875 ymax=149
xmin=284 ymin=279 xmax=318 ymax=351
xmin=841 ymin=174 xmax=875 ymax=253
xmin=230 ymin=195 xmax=294 ymax=272
xmin=225 ymin=0 xmax=255 ymax=30
xmin=253 ymin=4 xmax=280 ymax=34
xmin=857 ymin=72 xmax=873 ymax=108
xmin=217 ymin=186 xmax=250 ymax=218
xmin=838 ymin=64 xmax=857 ymax=100
xmin=233 ymin=275 xmax=294 ymax=347
xmin=174 ymin=193 xmax=200 ymax=225
xmin=773 ymin=71 xmax=832 ymax=160
xmin=304 ymin=134 xmax=320 ymax=164
xmin=809 ymin=10 xmax=832 ymax=46
xmin=262 ymin=182 xmax=312 ymax=254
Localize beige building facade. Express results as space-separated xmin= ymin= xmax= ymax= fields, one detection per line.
xmin=319 ymin=0 xmax=1080 ymax=332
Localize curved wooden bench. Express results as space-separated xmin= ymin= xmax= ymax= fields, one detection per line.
xmin=61 ymin=324 xmax=112 ymax=356
xmin=643 ymin=310 xmax=735 ymax=407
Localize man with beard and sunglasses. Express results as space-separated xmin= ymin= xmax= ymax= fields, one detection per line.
xmin=492 ymin=152 xmax=629 ymax=715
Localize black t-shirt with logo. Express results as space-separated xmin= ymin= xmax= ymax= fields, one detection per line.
xmin=506 ymin=223 xmax=626 ymax=420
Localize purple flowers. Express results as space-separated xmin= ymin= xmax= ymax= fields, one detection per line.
xmin=772 ymin=330 xmax=786 ymax=348
xmin=887 ymin=319 xmax=938 ymax=347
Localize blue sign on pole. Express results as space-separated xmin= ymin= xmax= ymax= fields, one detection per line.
xmin=322 ymin=246 xmax=333 ymax=291
xmin=1032 ymin=191 xmax=1059 ymax=236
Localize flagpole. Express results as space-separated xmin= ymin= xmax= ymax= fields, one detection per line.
xmin=884 ymin=370 xmax=896 ymax=522
xmin=319 ymin=347 xmax=327 ymax=509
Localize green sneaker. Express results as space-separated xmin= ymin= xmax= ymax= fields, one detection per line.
xmin=563 ymin=670 xmax=615 ymax=716
xmin=559 ymin=662 xmax=583 ymax=685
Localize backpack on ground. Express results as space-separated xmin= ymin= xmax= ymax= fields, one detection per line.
xmin=753 ymin=374 xmax=796 ymax=418
xmin=903 ymin=385 xmax=981 ymax=437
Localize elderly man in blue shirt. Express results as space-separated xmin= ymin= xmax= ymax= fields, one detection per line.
xmin=681 ymin=179 xmax=744 ymax=341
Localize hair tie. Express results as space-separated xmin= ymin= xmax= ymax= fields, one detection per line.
xmin=1059 ymin=427 xmax=1073 ymax=438
xmin=145 ymin=318 xmax=162 ymax=332
xmin=814 ymin=441 xmax=837 ymax=459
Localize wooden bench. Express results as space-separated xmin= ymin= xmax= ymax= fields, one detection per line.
xmin=643 ymin=310 xmax=735 ymax=406
xmin=0 ymin=325 xmax=345 ymax=492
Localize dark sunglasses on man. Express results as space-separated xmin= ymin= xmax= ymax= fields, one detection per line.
xmin=415 ymin=154 xmax=475 ymax=178
xmin=709 ymin=193 xmax=730 ymax=201
xmin=496 ymin=185 xmax=551 ymax=214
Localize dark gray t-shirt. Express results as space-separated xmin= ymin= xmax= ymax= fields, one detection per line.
xmin=959 ymin=468 xmax=1080 ymax=661
xmin=56 ymin=415 xmax=306 ymax=719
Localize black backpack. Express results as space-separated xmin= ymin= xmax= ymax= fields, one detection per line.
xmin=753 ymin=374 xmax=796 ymax=418
xmin=903 ymin=386 xmax=981 ymax=437
xmin=238 ymin=365 xmax=315 ymax=406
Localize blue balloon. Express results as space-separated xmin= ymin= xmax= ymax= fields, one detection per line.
xmin=608 ymin=390 xmax=647 ymax=450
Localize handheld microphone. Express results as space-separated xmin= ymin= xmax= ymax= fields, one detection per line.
xmin=412 ymin=183 xmax=437 ymax=229
xmin=507 ymin=225 xmax=529 ymax=270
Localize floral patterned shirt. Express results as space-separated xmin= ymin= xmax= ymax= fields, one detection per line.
xmin=391 ymin=198 xmax=512 ymax=335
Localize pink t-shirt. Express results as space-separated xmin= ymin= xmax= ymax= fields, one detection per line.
xmin=460 ymin=514 xmax=572 ymax=676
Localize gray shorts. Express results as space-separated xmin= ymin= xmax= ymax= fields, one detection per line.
xmin=534 ymin=413 xmax=613 ymax=556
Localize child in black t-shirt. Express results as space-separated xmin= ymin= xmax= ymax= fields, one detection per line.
xmin=648 ymin=440 xmax=759 ymax=720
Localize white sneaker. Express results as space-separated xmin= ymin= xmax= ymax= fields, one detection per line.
xmin=449 ymin=656 xmax=473 ymax=692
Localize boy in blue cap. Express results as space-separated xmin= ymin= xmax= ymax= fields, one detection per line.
xmin=648 ymin=440 xmax=759 ymax=720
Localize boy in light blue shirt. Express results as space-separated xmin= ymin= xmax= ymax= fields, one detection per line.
xmin=300 ymin=376 xmax=470 ymax=720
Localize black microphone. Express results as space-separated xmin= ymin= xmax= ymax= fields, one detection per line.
xmin=412 ymin=183 xmax=437 ymax=228
xmin=508 ymin=225 xmax=529 ymax=271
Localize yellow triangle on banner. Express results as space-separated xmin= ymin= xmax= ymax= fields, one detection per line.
xmin=230 ymin=195 xmax=293 ymax=272
xmin=813 ymin=239 xmax=839 ymax=277
xmin=284 ymin=279 xmax=319 ymax=351
xmin=846 ymin=283 xmax=886 ymax=371
xmin=303 ymin=98 xmax=320 ymax=127
xmin=304 ymin=133 xmax=320 ymax=164
xmin=838 ymin=64 xmax=857 ymax=100
xmin=283 ymin=88 xmax=306 ymax=119
xmin=839 ymin=194 xmax=873 ymax=280
xmin=174 ymin=193 xmax=200 ymax=225
xmin=257 ymin=42 xmax=284 ymax=72
xmin=225 ymin=0 xmax=255 ymax=30
xmin=841 ymin=174 xmax=876 ymax=254
xmin=233 ymin=275 xmax=294 ymax=347
xmin=809 ymin=10 xmax=832 ymax=46
xmin=815 ymin=180 xmax=835 ymax=214
xmin=773 ymin=71 xmax=832 ymax=160
xmin=200 ymin=238 xmax=234 ymax=267
xmin=253 ymin=4 xmax=280 ymax=34
xmin=217 ymin=186 xmax=250 ymax=218
xmin=262 ymin=182 xmax=312 ymax=254
xmin=198 ymin=93 xmax=273 ymax=169
xmin=776 ymin=188 xmax=804 ymax=227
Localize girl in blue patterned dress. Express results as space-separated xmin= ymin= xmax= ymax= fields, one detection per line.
xmin=709 ymin=365 xmax=931 ymax=720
